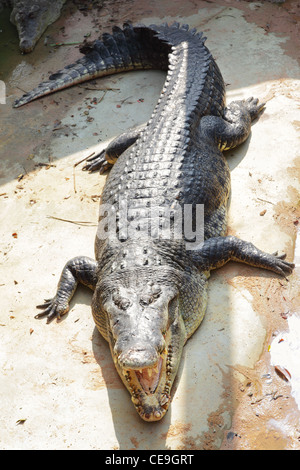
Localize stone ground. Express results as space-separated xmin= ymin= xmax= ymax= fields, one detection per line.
xmin=0 ymin=0 xmax=299 ymax=450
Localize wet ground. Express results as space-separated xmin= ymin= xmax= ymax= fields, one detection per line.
xmin=0 ymin=0 xmax=299 ymax=450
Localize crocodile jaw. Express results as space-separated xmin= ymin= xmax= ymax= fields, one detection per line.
xmin=111 ymin=316 xmax=186 ymax=422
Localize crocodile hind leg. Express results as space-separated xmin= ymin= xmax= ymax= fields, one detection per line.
xmin=199 ymin=97 xmax=265 ymax=151
xmin=36 ymin=256 xmax=98 ymax=322
xmin=83 ymin=124 xmax=145 ymax=173
xmin=191 ymin=235 xmax=294 ymax=277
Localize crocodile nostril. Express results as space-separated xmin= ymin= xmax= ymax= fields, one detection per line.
xmin=140 ymin=294 xmax=153 ymax=306
xmin=19 ymin=39 xmax=34 ymax=53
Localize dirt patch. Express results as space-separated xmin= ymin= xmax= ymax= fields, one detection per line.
xmin=219 ymin=250 xmax=300 ymax=449
xmin=221 ymin=353 xmax=300 ymax=449
xmin=161 ymin=422 xmax=200 ymax=449
xmin=217 ymin=163 xmax=300 ymax=450
xmin=238 ymin=0 xmax=299 ymax=61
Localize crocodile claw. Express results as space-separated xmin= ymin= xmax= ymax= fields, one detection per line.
xmin=82 ymin=150 xmax=112 ymax=173
xmin=35 ymin=297 xmax=69 ymax=323
xmin=244 ymin=96 xmax=266 ymax=120
xmin=271 ymin=253 xmax=295 ymax=278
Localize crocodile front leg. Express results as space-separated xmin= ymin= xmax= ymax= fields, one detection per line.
xmin=192 ymin=236 xmax=294 ymax=277
xmin=83 ymin=124 xmax=145 ymax=173
xmin=200 ymin=97 xmax=265 ymax=151
xmin=36 ymin=256 xmax=98 ymax=322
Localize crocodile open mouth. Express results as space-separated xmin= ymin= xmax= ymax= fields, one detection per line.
xmin=134 ymin=356 xmax=163 ymax=394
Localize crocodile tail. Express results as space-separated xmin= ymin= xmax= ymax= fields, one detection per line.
xmin=13 ymin=22 xmax=171 ymax=108
xmin=134 ymin=22 xmax=225 ymax=120
xmin=13 ymin=23 xmax=218 ymax=109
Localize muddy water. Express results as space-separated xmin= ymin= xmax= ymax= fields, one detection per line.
xmin=0 ymin=7 xmax=20 ymax=81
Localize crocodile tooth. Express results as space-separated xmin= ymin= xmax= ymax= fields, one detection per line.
xmin=131 ymin=396 xmax=140 ymax=405
xmin=160 ymin=394 xmax=169 ymax=406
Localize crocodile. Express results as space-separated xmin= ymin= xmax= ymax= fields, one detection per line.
xmin=14 ymin=23 xmax=294 ymax=421
xmin=0 ymin=0 xmax=66 ymax=53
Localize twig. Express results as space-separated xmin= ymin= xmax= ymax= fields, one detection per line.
xmin=74 ymin=152 xmax=95 ymax=168
xmin=78 ymin=85 xmax=120 ymax=92
xmin=95 ymin=90 xmax=108 ymax=105
xmin=16 ymin=86 xmax=29 ymax=94
xmin=120 ymin=95 xmax=133 ymax=105
xmin=47 ymin=216 xmax=97 ymax=226
xmin=49 ymin=42 xmax=82 ymax=47
xmin=35 ymin=163 xmax=56 ymax=168
xmin=73 ymin=152 xmax=95 ymax=193
xmin=256 ymin=197 xmax=275 ymax=205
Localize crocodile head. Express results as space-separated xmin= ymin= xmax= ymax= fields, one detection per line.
xmin=92 ymin=268 xmax=186 ymax=421
xmin=10 ymin=0 xmax=66 ymax=53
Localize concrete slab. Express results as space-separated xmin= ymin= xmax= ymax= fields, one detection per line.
xmin=0 ymin=0 xmax=299 ymax=450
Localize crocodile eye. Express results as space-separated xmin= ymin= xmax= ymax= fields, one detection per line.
xmin=29 ymin=5 xmax=39 ymax=13
xmin=28 ymin=6 xmax=39 ymax=18
xmin=151 ymin=285 xmax=162 ymax=298
xmin=140 ymin=295 xmax=153 ymax=306
xmin=112 ymin=294 xmax=131 ymax=310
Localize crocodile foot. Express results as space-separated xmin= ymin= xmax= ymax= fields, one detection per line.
xmin=82 ymin=150 xmax=112 ymax=173
xmin=83 ymin=124 xmax=143 ymax=173
xmin=35 ymin=297 xmax=69 ymax=323
xmin=243 ymin=96 xmax=266 ymax=121
xmin=35 ymin=256 xmax=97 ymax=322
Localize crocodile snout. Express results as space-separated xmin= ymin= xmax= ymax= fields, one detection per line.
xmin=19 ymin=38 xmax=35 ymax=54
xmin=117 ymin=345 xmax=159 ymax=370
xmin=114 ymin=331 xmax=166 ymax=370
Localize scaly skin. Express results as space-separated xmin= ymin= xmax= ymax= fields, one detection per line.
xmin=2 ymin=0 xmax=66 ymax=53
xmin=17 ymin=23 xmax=294 ymax=421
